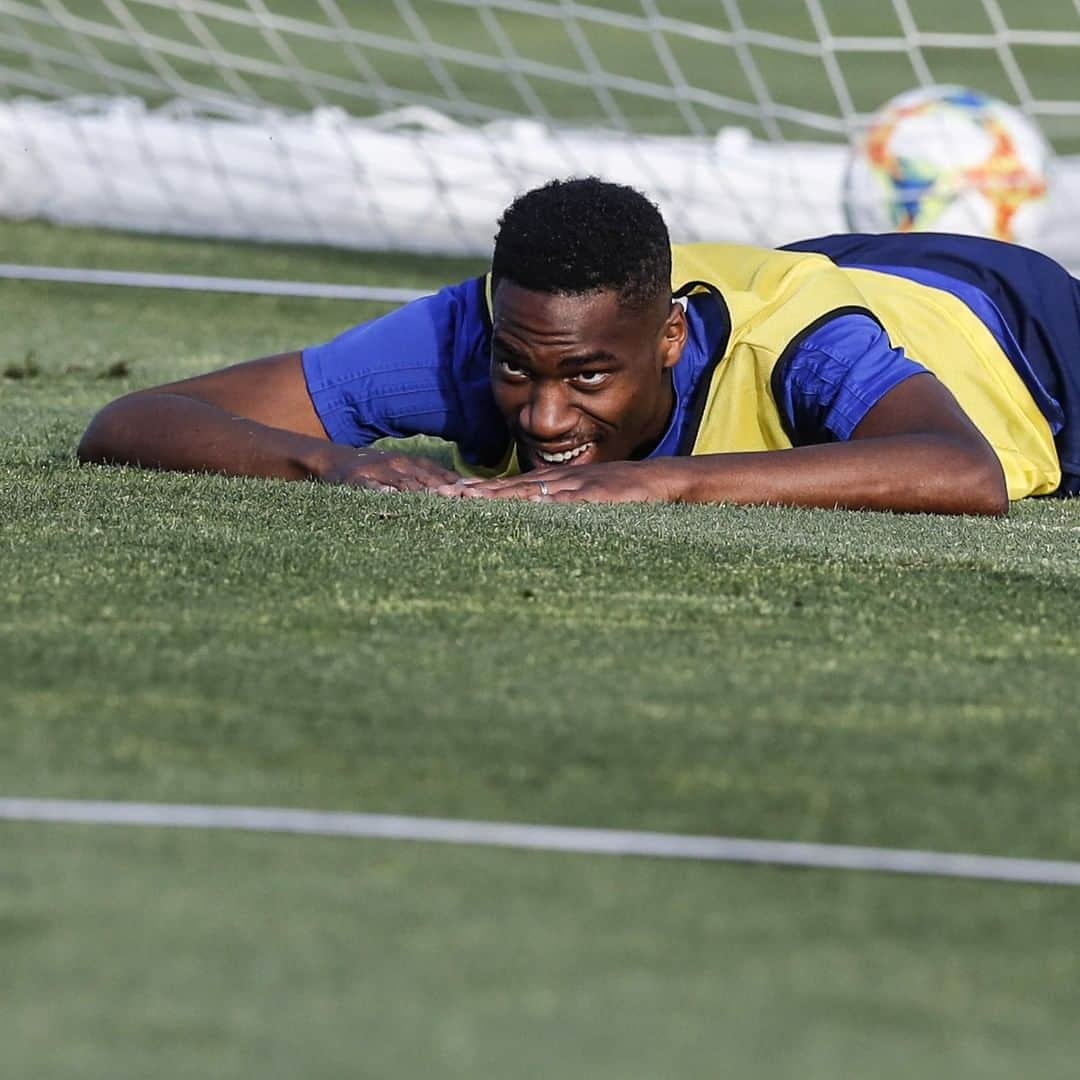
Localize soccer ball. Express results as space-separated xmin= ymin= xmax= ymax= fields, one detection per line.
xmin=843 ymin=86 xmax=1051 ymax=245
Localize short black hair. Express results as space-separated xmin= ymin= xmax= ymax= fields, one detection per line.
xmin=491 ymin=177 xmax=671 ymax=311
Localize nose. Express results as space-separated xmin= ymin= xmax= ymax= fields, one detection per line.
xmin=521 ymin=380 xmax=576 ymax=442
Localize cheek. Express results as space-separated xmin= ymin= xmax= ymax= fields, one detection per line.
xmin=599 ymin=377 xmax=665 ymax=443
xmin=491 ymin=380 xmax=523 ymax=418
xmin=608 ymin=380 xmax=653 ymax=423
xmin=577 ymin=389 xmax=642 ymax=442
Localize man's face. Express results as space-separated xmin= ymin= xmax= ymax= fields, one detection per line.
xmin=489 ymin=281 xmax=687 ymax=471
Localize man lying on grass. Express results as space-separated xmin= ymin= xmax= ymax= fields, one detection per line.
xmin=79 ymin=177 xmax=1080 ymax=514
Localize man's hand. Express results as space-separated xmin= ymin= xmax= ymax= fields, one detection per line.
xmin=437 ymin=459 xmax=681 ymax=503
xmin=321 ymin=448 xmax=459 ymax=492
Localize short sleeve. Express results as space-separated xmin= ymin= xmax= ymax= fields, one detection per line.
xmin=773 ymin=313 xmax=928 ymax=443
xmin=301 ymin=277 xmax=508 ymax=465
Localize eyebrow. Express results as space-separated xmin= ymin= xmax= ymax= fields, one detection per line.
xmin=492 ymin=337 xmax=617 ymax=369
xmin=491 ymin=336 xmax=524 ymax=359
xmin=556 ymin=350 xmax=619 ymax=370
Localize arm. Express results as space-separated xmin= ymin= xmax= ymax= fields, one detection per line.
xmin=668 ymin=372 xmax=1006 ymax=514
xmin=77 ymin=351 xmax=458 ymax=490
xmin=445 ymin=373 xmax=1009 ymax=515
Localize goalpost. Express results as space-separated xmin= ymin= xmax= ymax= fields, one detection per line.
xmin=2 ymin=0 xmax=1080 ymax=280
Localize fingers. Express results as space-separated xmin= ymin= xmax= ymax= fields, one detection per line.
xmin=409 ymin=459 xmax=461 ymax=487
xmin=443 ymin=462 xmax=582 ymax=498
xmin=436 ymin=473 xmax=653 ymax=503
xmin=346 ymin=477 xmax=398 ymax=493
xmin=437 ymin=475 xmax=582 ymax=500
xmin=380 ymin=456 xmax=459 ymax=488
xmin=432 ymin=461 xmax=660 ymax=504
xmin=344 ymin=452 xmax=461 ymax=493
xmin=434 ymin=481 xmax=484 ymax=498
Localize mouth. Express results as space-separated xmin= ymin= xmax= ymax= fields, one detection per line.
xmin=524 ymin=440 xmax=596 ymax=468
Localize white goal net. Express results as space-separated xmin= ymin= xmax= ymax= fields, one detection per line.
xmin=2 ymin=0 xmax=1080 ymax=265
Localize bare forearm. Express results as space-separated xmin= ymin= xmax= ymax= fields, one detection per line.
xmin=78 ymin=392 xmax=340 ymax=480
xmin=668 ymin=435 xmax=1008 ymax=515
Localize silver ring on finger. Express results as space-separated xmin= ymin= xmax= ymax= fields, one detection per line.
xmin=538 ymin=479 xmax=550 ymax=497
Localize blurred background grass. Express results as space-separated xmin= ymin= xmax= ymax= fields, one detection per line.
xmin=4 ymin=0 xmax=1079 ymax=145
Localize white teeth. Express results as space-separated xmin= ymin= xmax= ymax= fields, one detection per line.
xmin=537 ymin=442 xmax=592 ymax=464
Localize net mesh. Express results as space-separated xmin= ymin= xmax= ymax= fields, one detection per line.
xmin=2 ymin=0 xmax=1079 ymax=260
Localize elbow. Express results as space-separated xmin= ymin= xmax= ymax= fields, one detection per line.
xmin=913 ymin=439 xmax=1009 ymax=516
xmin=968 ymin=480 xmax=1009 ymax=518
xmin=956 ymin=449 xmax=1009 ymax=517
xmin=924 ymin=429 xmax=1008 ymax=516
xmin=77 ymin=404 xmax=116 ymax=465
xmin=77 ymin=394 xmax=143 ymax=466
xmin=982 ymin=479 xmax=1010 ymax=518
xmin=77 ymin=411 xmax=108 ymax=465
xmin=76 ymin=419 xmax=107 ymax=465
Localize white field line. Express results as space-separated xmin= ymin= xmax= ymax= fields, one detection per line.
xmin=0 ymin=264 xmax=428 ymax=303
xmin=2 ymin=798 xmax=1080 ymax=886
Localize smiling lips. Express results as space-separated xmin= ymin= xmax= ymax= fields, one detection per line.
xmin=534 ymin=441 xmax=594 ymax=465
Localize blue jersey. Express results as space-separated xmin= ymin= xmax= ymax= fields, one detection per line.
xmin=301 ymin=236 xmax=1080 ymax=492
xmin=302 ymin=276 xmax=507 ymax=469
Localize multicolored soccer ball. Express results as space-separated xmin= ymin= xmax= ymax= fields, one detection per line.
xmin=844 ymin=86 xmax=1051 ymax=245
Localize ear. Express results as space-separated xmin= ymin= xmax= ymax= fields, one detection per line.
xmin=658 ymin=300 xmax=688 ymax=370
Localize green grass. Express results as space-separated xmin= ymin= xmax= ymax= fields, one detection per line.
xmin=3 ymin=218 xmax=1080 ymax=1076
xmin=6 ymin=826 xmax=1078 ymax=1080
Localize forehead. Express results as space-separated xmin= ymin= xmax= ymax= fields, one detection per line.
xmin=491 ymin=281 xmax=657 ymax=354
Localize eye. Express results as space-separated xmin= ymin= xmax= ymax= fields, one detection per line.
xmin=572 ymin=371 xmax=610 ymax=388
xmin=495 ymin=357 xmax=529 ymax=380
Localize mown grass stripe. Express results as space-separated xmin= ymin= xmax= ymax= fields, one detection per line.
xmin=3 ymin=798 xmax=1079 ymax=886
